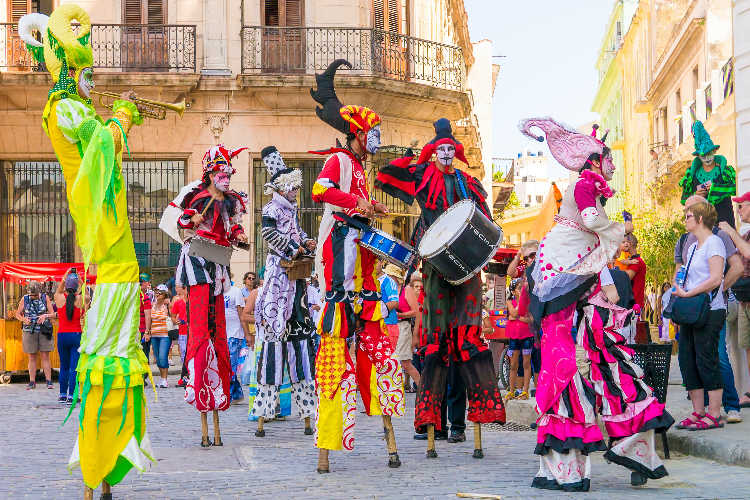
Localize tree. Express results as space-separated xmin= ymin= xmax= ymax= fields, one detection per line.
xmin=629 ymin=208 xmax=684 ymax=287
xmin=494 ymin=191 xmax=520 ymax=221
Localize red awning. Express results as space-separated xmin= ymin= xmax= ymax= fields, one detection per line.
xmin=493 ymin=248 xmax=519 ymax=261
xmin=0 ymin=263 xmax=96 ymax=284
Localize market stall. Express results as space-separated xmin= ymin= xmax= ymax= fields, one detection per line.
xmin=0 ymin=262 xmax=95 ymax=383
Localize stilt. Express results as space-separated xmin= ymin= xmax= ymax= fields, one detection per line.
xmin=382 ymin=415 xmax=401 ymax=468
xmin=472 ymin=422 xmax=484 ymax=459
xmin=100 ymin=481 xmax=112 ymax=500
xmin=213 ymin=410 xmax=223 ymax=446
xmin=83 ymin=486 xmax=93 ymax=500
xmin=304 ymin=416 xmax=313 ymax=435
xmin=255 ymin=416 xmax=266 ymax=437
xmin=317 ymin=448 xmax=330 ymax=474
xmin=426 ymin=424 xmax=438 ymax=458
xmin=200 ymin=412 xmax=211 ymax=447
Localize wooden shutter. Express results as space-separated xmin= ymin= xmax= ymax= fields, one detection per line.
xmin=372 ymin=0 xmax=403 ymax=33
xmin=263 ymin=0 xmax=302 ymax=26
xmin=285 ymin=0 xmax=302 ymax=27
xmin=264 ymin=0 xmax=279 ymax=26
xmin=8 ymin=0 xmax=31 ymax=22
xmin=123 ymin=0 xmax=165 ymax=25
xmin=387 ymin=0 xmax=398 ymax=33
xmin=373 ymin=0 xmax=385 ymax=30
xmin=124 ymin=0 xmax=143 ymax=24
xmin=147 ymin=0 xmax=165 ymax=24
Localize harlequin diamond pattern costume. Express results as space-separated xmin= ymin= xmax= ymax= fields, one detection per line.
xmin=519 ymin=118 xmax=673 ymax=491
xmin=21 ymin=4 xmax=153 ymax=489
xmin=175 ymin=144 xmax=248 ymax=413
xmin=310 ymin=60 xmax=404 ymax=466
xmin=377 ymin=119 xmax=506 ymax=435
xmin=251 ymin=146 xmax=317 ymax=428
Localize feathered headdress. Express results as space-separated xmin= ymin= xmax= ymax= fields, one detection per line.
xmin=310 ymin=59 xmax=381 ymax=137
xmin=416 ymin=118 xmax=469 ymax=165
xmin=202 ymin=144 xmax=247 ymax=175
xmin=19 ymin=4 xmax=93 ymax=99
xmin=518 ymin=117 xmax=608 ymax=172
xmin=261 ymin=146 xmax=302 ymax=195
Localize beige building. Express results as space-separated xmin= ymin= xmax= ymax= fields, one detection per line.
xmin=0 ymin=0 xmax=497 ymax=288
xmin=616 ymin=0 xmax=735 ymax=214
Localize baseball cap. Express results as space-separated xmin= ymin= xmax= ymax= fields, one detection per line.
xmin=732 ymin=191 xmax=750 ymax=204
xmin=139 ymin=273 xmax=151 ymax=283
xmin=156 ymin=284 xmax=169 ymax=293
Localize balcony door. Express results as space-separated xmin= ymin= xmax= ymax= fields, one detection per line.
xmin=261 ymin=0 xmax=304 ymax=73
xmin=372 ymin=0 xmax=407 ymax=79
xmin=122 ymin=0 xmax=167 ymax=71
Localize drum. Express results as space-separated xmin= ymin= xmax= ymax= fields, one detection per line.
xmin=418 ymin=199 xmax=503 ymax=285
xmin=359 ymin=226 xmax=416 ymax=269
xmin=187 ymin=236 xmax=234 ymax=267
xmin=280 ymin=257 xmax=314 ymax=281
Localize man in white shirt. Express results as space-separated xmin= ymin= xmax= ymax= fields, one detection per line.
xmin=225 ymin=281 xmax=249 ymax=404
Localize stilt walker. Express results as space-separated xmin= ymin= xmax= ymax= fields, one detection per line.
xmin=20 ymin=5 xmax=157 ymax=498
xmin=251 ymin=146 xmax=317 ymax=437
xmin=518 ymin=118 xmax=674 ymax=491
xmin=377 ymin=118 xmax=506 ymax=459
xmin=310 ymin=59 xmax=405 ymax=472
xmin=173 ymin=144 xmax=249 ymax=447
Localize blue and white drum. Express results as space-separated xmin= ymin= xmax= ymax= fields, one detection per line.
xmin=359 ymin=226 xmax=416 ymax=269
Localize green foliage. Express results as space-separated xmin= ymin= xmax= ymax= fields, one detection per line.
xmin=493 ymin=169 xmax=505 ymax=182
xmin=629 ymin=208 xmax=685 ymax=287
xmin=495 ymin=190 xmax=520 ymax=221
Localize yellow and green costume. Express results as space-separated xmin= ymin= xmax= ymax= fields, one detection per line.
xmin=20 ymin=4 xmax=154 ymax=488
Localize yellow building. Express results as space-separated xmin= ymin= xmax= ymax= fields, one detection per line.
xmin=0 ymin=0 xmax=496 ymax=293
xmin=618 ymin=0 xmax=735 ymax=214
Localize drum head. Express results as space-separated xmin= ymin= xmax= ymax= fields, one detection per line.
xmin=418 ymin=200 xmax=475 ymax=257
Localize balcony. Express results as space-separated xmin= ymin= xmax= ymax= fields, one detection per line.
xmin=240 ymin=26 xmax=464 ymax=91
xmin=1 ymin=23 xmax=196 ymax=72
xmin=649 ymin=141 xmax=674 ymax=178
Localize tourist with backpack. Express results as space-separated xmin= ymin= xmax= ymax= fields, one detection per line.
xmin=15 ymin=281 xmax=55 ymax=390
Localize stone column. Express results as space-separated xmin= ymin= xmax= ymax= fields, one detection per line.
xmin=201 ymin=0 xmax=231 ymax=75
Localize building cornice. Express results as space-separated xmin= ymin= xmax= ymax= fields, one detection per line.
xmin=450 ymin=0 xmax=475 ymax=70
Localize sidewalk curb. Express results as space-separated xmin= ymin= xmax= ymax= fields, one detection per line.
xmin=667 ymin=429 xmax=750 ymax=467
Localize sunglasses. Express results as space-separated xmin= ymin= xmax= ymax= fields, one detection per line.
xmin=685 ymin=213 xmax=695 ymax=220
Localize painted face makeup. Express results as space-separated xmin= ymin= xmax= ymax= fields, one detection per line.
xmin=700 ymin=153 xmax=715 ymax=165
xmin=436 ymin=143 xmax=456 ymax=167
xmin=601 ymin=154 xmax=616 ymax=180
xmin=366 ymin=125 xmax=381 ymax=154
xmin=213 ymin=172 xmax=231 ymax=192
xmin=282 ymin=187 xmax=299 ymax=202
xmin=77 ymin=67 xmax=95 ymax=99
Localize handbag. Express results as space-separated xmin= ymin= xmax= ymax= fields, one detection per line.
xmin=664 ymin=245 xmax=716 ymax=327
xmin=732 ymin=276 xmax=750 ymax=302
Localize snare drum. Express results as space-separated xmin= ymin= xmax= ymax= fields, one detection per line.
xmin=358 ymin=226 xmax=416 ymax=269
xmin=418 ymin=199 xmax=503 ymax=285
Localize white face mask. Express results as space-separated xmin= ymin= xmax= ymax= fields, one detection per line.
xmin=601 ymin=155 xmax=615 ymax=180
xmin=77 ymin=67 xmax=95 ymax=99
xmin=366 ymin=125 xmax=381 ymax=155
xmin=436 ymin=143 xmax=456 ymax=167
xmin=213 ymin=172 xmax=231 ymax=192
xmin=700 ymin=153 xmax=715 ymax=165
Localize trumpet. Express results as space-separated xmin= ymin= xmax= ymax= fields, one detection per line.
xmin=91 ymin=90 xmax=186 ymax=120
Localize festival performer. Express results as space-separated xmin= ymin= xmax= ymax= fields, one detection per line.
xmin=251 ymin=146 xmax=317 ymax=437
xmin=20 ymin=5 xmax=154 ymax=498
xmin=376 ymin=118 xmax=506 ymax=459
xmin=310 ymin=59 xmax=405 ymax=473
xmin=518 ymin=118 xmax=674 ymax=491
xmin=175 ymin=144 xmax=249 ymax=447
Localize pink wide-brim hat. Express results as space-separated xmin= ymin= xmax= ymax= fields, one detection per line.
xmin=518 ymin=117 xmax=607 ymax=172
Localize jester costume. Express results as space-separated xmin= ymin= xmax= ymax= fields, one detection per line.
xmin=377 ymin=119 xmax=506 ymax=433
xmin=519 ymin=118 xmax=673 ymax=491
xmin=174 ymin=145 xmax=248 ymax=413
xmin=679 ymin=120 xmax=736 ymax=227
xmin=251 ymin=146 xmax=317 ymax=424
xmin=20 ymin=5 xmax=154 ymax=488
xmin=310 ymin=60 xmax=405 ymax=455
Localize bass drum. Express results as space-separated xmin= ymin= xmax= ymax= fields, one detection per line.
xmin=418 ymin=199 xmax=503 ymax=285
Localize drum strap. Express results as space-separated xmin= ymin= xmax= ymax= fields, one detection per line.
xmin=455 ymin=170 xmax=469 ymax=200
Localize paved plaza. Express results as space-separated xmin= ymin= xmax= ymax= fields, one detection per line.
xmin=1 ymin=381 xmax=750 ymax=499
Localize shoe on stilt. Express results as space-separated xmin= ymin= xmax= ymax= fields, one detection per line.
xmin=388 ymin=452 xmax=401 ymax=468
xmin=200 ymin=437 xmax=212 ymax=448
xmin=100 ymin=494 xmax=112 ymax=500
xmin=304 ymin=427 xmax=313 ymax=435
xmin=630 ymin=471 xmax=647 ymax=486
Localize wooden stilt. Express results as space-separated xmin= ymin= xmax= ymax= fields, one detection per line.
xmin=304 ymin=416 xmax=313 ymax=435
xmin=200 ymin=412 xmax=211 ymax=447
xmin=472 ymin=422 xmax=484 ymax=459
xmin=426 ymin=424 xmax=438 ymax=458
xmin=213 ymin=410 xmax=223 ymax=446
xmin=100 ymin=481 xmax=112 ymax=500
xmin=83 ymin=486 xmax=94 ymax=500
xmin=255 ymin=416 xmax=266 ymax=437
xmin=317 ymin=448 xmax=330 ymax=473
xmin=382 ymin=415 xmax=401 ymax=468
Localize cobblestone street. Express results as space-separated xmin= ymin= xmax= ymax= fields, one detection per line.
xmin=1 ymin=382 xmax=750 ymax=499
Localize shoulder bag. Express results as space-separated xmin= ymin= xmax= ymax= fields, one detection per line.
xmin=664 ymin=245 xmax=717 ymax=327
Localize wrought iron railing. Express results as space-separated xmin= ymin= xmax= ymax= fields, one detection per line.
xmin=0 ymin=23 xmax=196 ymax=72
xmin=241 ymin=26 xmax=465 ymax=91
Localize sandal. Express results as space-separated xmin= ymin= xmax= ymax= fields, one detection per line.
xmin=676 ymin=412 xmax=703 ymax=429
xmin=740 ymin=392 xmax=750 ymax=408
xmin=689 ymin=414 xmax=724 ymax=431
xmin=517 ymin=391 xmax=530 ymax=400
xmin=503 ymin=392 xmax=516 ymax=402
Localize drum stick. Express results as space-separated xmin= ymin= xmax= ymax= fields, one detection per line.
xmin=201 ymin=196 xmax=216 ymax=216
